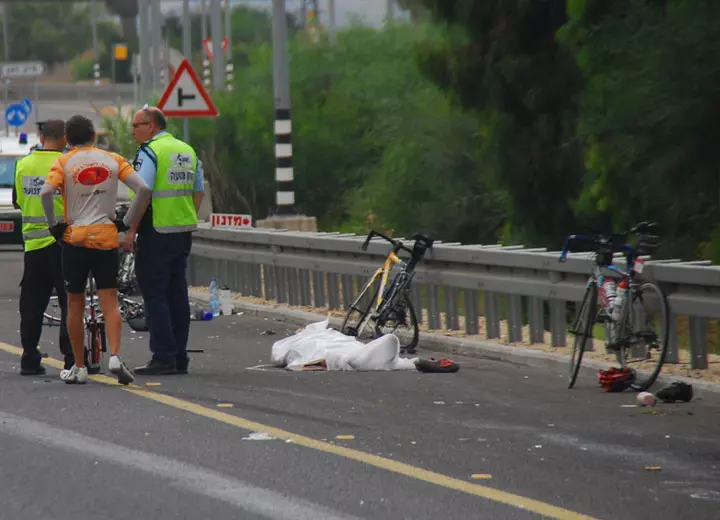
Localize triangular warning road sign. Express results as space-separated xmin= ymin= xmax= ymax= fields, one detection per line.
xmin=157 ymin=59 xmax=219 ymax=118
xmin=202 ymin=38 xmax=229 ymax=61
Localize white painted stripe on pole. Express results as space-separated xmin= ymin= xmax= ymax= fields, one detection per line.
xmin=275 ymin=167 xmax=294 ymax=182
xmin=274 ymin=120 xmax=291 ymax=134
xmin=0 ymin=412 xmax=359 ymax=520
xmin=275 ymin=143 xmax=292 ymax=158
xmin=276 ymin=191 xmax=295 ymax=205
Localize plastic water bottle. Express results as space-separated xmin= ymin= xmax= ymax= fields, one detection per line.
xmin=209 ymin=278 xmax=221 ymax=317
xmin=220 ymin=286 xmax=234 ymax=316
xmin=602 ymin=278 xmax=617 ymax=311
xmin=612 ymin=280 xmax=628 ymax=321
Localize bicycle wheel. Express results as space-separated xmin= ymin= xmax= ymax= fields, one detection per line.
xmin=615 ymin=281 xmax=669 ymax=392
xmin=86 ymin=321 xmax=107 ymax=375
xmin=375 ymin=294 xmax=419 ymax=354
xmin=341 ymin=275 xmax=381 ymax=341
xmin=568 ymin=283 xmax=597 ymax=389
xmin=44 ymin=295 xmax=63 ymax=326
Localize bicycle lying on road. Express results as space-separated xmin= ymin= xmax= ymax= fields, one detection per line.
xmin=340 ymin=230 xmax=434 ymax=354
xmin=559 ymin=221 xmax=669 ymax=391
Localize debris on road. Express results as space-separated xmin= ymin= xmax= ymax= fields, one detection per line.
xmin=336 ymin=435 xmax=355 ymax=440
xmin=644 ymin=466 xmax=662 ymax=471
xmin=242 ymin=432 xmax=275 ymax=441
xmin=656 ymin=382 xmax=693 ymax=403
xmin=637 ymin=392 xmax=657 ymax=407
xmin=471 ymin=474 xmax=492 ymax=480
xmin=261 ymin=329 xmax=276 ymax=336
xmin=415 ymin=357 xmax=460 ymax=373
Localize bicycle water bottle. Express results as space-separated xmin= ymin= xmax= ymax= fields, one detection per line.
xmin=602 ymin=278 xmax=617 ymax=311
xmin=209 ymin=278 xmax=221 ymax=317
xmin=612 ymin=280 xmax=628 ymax=321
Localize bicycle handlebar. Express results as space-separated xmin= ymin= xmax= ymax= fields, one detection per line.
xmin=558 ymin=221 xmax=658 ymax=263
xmin=361 ymin=230 xmax=434 ymax=255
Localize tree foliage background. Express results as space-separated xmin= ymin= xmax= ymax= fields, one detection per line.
xmin=96 ymin=0 xmax=720 ymax=261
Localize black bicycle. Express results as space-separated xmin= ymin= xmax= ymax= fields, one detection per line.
xmin=559 ymin=221 xmax=669 ymax=391
xmin=340 ymin=230 xmax=434 ymax=354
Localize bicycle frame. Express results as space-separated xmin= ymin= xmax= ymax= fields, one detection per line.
xmin=369 ymin=250 xmax=403 ymax=308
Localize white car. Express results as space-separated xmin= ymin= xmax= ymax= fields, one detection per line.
xmin=0 ymin=132 xmax=37 ymax=245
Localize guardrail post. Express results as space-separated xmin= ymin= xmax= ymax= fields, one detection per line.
xmin=484 ymin=292 xmax=500 ymax=339
xmin=299 ymin=269 xmax=312 ymax=305
xmin=276 ymin=267 xmax=289 ymax=304
xmin=341 ymin=274 xmax=354 ymax=309
xmin=444 ymin=287 xmax=459 ymax=330
xmin=689 ymin=316 xmax=709 ymax=370
xmin=263 ymin=265 xmax=276 ymax=301
xmin=666 ymin=313 xmax=680 ymax=364
xmin=548 ymin=271 xmax=567 ymax=347
xmin=327 ymin=273 xmax=341 ymax=310
xmin=287 ymin=267 xmax=300 ymax=305
xmin=528 ymin=296 xmax=545 ymax=344
xmin=312 ymin=271 xmax=326 ymax=308
xmin=411 ymin=284 xmax=423 ymax=324
xmin=427 ymin=285 xmax=441 ymax=330
xmin=507 ymin=294 xmax=523 ymax=343
xmin=464 ymin=289 xmax=479 ymax=335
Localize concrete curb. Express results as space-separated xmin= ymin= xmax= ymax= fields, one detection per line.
xmin=189 ymin=291 xmax=720 ymax=395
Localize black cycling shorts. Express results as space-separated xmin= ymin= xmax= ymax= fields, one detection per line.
xmin=61 ymin=243 xmax=118 ymax=294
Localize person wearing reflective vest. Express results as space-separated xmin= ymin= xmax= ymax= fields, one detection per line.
xmin=127 ymin=105 xmax=205 ymax=376
xmin=12 ymin=119 xmax=74 ymax=374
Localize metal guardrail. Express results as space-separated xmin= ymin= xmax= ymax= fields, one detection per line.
xmin=187 ymin=225 xmax=720 ymax=370
xmin=6 ymin=83 xmax=134 ymax=102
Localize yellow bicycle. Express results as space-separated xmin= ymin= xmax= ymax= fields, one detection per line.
xmin=340 ymin=230 xmax=433 ymax=354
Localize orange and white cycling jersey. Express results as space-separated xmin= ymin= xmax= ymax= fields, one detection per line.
xmin=46 ymin=147 xmax=135 ymax=250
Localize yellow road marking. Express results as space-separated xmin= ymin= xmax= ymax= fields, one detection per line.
xmin=0 ymin=342 xmax=598 ymax=520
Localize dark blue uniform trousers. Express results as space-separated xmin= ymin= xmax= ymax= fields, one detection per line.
xmin=136 ymin=229 xmax=192 ymax=366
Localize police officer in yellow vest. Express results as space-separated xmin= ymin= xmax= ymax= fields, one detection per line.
xmin=12 ymin=120 xmax=74 ymax=375
xmin=125 ymin=106 xmax=205 ymax=376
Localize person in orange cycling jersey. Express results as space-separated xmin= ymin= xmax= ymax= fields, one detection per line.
xmin=40 ymin=115 xmax=151 ymax=385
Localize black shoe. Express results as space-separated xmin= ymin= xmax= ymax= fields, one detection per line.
xmin=134 ymin=359 xmax=177 ymax=376
xmin=20 ymin=364 xmax=47 ymax=376
xmin=176 ymin=357 xmax=189 ymax=375
xmin=656 ymin=382 xmax=693 ymax=403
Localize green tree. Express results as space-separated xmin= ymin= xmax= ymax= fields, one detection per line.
xmin=182 ymin=23 xmax=505 ymax=241
xmin=413 ymin=0 xmax=585 ymax=246
xmin=561 ymin=0 xmax=720 ymax=259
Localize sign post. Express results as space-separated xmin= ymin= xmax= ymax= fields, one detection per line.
xmin=0 ymin=61 xmax=45 ymax=136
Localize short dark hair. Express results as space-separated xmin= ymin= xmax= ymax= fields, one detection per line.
xmin=42 ymin=119 xmax=65 ymax=141
xmin=65 ymin=115 xmax=95 ymax=146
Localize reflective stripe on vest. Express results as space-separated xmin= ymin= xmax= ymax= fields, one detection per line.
xmin=22 ymin=215 xmax=65 ymax=224
xmin=145 ymin=133 xmax=198 ymax=234
xmin=14 ymin=150 xmax=64 ymax=252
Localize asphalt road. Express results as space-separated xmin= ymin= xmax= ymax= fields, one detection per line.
xmin=0 ymin=248 xmax=719 ymax=520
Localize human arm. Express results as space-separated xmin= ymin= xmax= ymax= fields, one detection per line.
xmin=12 ymin=161 xmax=20 ymax=209
xmin=193 ymin=158 xmax=205 ymax=213
xmin=118 ymin=157 xmax=151 ymax=233
xmin=41 ymin=159 xmax=64 ymax=229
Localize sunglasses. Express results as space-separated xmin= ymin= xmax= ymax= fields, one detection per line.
xmin=132 ymin=104 xmax=152 ymax=129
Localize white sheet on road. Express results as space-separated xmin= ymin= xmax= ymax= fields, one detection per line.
xmin=271 ymin=318 xmax=418 ymax=371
